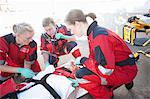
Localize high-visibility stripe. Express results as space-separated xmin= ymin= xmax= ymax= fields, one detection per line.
xmin=100 ymin=77 xmax=107 ymax=85
xmin=24 ymin=60 xmax=35 ymax=65
xmin=76 ymin=78 xmax=90 ymax=84
xmin=0 ymin=50 xmax=4 ymax=53
xmin=98 ymin=65 xmax=114 ymax=75
xmin=0 ymin=60 xmax=5 ymax=65
xmin=41 ymin=50 xmax=57 ymax=58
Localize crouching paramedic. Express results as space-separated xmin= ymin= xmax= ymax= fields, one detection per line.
xmin=0 ymin=23 xmax=41 ymax=81
xmin=40 ymin=17 xmax=81 ymax=68
xmin=65 ymin=9 xmax=138 ymax=99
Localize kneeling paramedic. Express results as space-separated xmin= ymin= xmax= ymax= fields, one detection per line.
xmin=65 ymin=9 xmax=138 ymax=99
xmin=40 ymin=17 xmax=81 ymax=68
xmin=0 ymin=23 xmax=41 ymax=81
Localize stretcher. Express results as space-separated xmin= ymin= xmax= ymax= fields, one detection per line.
xmin=0 ymin=63 xmax=88 ymax=99
xmin=123 ymin=16 xmax=150 ymax=46
xmin=133 ymin=48 xmax=150 ymax=58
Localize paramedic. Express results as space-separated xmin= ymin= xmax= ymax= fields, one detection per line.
xmin=0 ymin=23 xmax=41 ymax=81
xmin=65 ymin=9 xmax=138 ymax=99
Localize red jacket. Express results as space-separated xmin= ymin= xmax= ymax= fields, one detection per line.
xmin=0 ymin=33 xmax=41 ymax=77
xmin=40 ymin=24 xmax=71 ymax=56
xmin=80 ymin=21 xmax=137 ymax=78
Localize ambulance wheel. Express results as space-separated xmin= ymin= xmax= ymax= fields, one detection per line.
xmin=125 ymin=81 xmax=134 ymax=90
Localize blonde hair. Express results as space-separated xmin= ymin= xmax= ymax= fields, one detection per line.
xmin=13 ymin=23 xmax=34 ymax=34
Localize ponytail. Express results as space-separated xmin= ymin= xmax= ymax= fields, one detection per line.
xmin=85 ymin=13 xmax=97 ymax=20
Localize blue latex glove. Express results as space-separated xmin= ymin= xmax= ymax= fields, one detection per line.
xmin=68 ymin=78 xmax=79 ymax=87
xmin=74 ymin=57 xmax=82 ymax=65
xmin=17 ymin=68 xmax=35 ymax=78
xmin=45 ymin=61 xmax=50 ymax=68
xmin=55 ymin=33 xmax=68 ymax=39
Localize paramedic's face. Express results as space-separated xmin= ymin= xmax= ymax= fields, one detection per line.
xmin=17 ymin=32 xmax=34 ymax=45
xmin=66 ymin=23 xmax=82 ymax=37
xmin=44 ymin=24 xmax=56 ymax=38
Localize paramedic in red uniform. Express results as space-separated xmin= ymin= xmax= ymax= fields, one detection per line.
xmin=0 ymin=23 xmax=41 ymax=81
xmin=65 ymin=9 xmax=138 ymax=99
xmin=40 ymin=17 xmax=81 ymax=68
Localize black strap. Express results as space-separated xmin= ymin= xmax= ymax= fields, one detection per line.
xmin=34 ymin=74 xmax=61 ymax=99
xmin=1 ymin=92 xmax=18 ymax=99
xmin=115 ymin=57 xmax=136 ymax=66
xmin=1 ymin=73 xmax=61 ymax=99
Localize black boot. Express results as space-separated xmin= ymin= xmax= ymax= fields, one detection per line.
xmin=125 ymin=81 xmax=134 ymax=90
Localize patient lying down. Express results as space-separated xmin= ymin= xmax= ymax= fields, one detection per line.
xmin=2 ymin=61 xmax=87 ymax=99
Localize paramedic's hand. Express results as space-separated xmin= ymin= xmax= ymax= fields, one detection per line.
xmin=45 ymin=61 xmax=50 ymax=68
xmin=68 ymin=78 xmax=79 ymax=87
xmin=17 ymin=68 xmax=35 ymax=78
xmin=56 ymin=33 xmax=68 ymax=39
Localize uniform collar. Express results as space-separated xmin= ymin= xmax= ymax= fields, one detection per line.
xmin=87 ymin=21 xmax=98 ymax=36
xmin=10 ymin=33 xmax=16 ymax=44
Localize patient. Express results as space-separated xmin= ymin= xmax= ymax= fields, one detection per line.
xmin=1 ymin=61 xmax=84 ymax=99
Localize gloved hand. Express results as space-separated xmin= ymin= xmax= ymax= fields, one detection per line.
xmin=17 ymin=68 xmax=35 ymax=78
xmin=45 ymin=61 xmax=50 ymax=68
xmin=68 ymin=78 xmax=79 ymax=87
xmin=55 ymin=33 xmax=68 ymax=40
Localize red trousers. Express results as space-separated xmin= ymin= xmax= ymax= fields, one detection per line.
xmin=76 ymin=65 xmax=137 ymax=99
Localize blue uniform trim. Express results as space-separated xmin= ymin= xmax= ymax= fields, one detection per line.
xmin=87 ymin=21 xmax=97 ymax=36
xmin=93 ymin=26 xmax=108 ymax=39
xmin=80 ymin=57 xmax=88 ymax=64
xmin=29 ymin=40 xmax=36 ymax=48
xmin=75 ymin=67 xmax=94 ymax=78
xmin=66 ymin=41 xmax=77 ymax=52
xmin=87 ymin=21 xmax=108 ymax=39
xmin=3 ymin=33 xmax=15 ymax=44
xmin=94 ymin=46 xmax=107 ymax=66
xmin=29 ymin=50 xmax=37 ymax=61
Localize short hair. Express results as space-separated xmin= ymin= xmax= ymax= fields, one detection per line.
xmin=13 ymin=23 xmax=34 ymax=34
xmin=42 ymin=17 xmax=55 ymax=27
xmin=65 ymin=9 xmax=87 ymax=25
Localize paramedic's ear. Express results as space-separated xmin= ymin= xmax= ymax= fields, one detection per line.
xmin=13 ymin=24 xmax=17 ymax=33
xmin=75 ymin=21 xmax=80 ymax=26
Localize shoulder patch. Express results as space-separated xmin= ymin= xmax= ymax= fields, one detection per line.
xmin=3 ymin=33 xmax=15 ymax=44
xmin=93 ymin=26 xmax=108 ymax=39
xmin=29 ymin=40 xmax=37 ymax=48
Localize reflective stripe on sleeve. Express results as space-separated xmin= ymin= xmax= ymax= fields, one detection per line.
xmin=0 ymin=60 xmax=5 ymax=65
xmin=24 ymin=60 xmax=35 ymax=65
xmin=100 ymin=77 xmax=107 ymax=85
xmin=76 ymin=78 xmax=90 ymax=84
xmin=98 ymin=65 xmax=114 ymax=75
